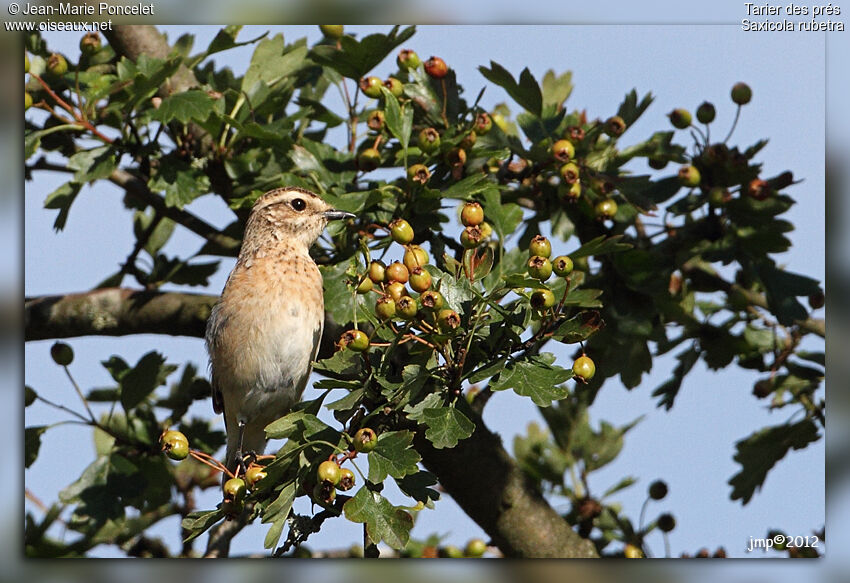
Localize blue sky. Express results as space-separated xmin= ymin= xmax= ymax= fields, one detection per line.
xmin=25 ymin=25 xmax=825 ymax=558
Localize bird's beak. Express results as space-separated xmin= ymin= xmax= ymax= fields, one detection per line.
xmin=324 ymin=209 xmax=356 ymax=221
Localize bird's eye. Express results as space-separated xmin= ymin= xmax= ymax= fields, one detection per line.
xmin=291 ymin=198 xmax=306 ymax=211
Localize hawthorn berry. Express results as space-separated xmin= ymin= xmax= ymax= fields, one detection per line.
xmin=708 ymin=187 xmax=730 ymax=206
xmin=384 ymin=77 xmax=404 ymax=98
xmin=403 ymin=245 xmax=430 ymax=269
xmin=319 ymin=25 xmax=344 ymax=39
xmin=25 ymin=52 xmax=30 ymax=74
xmin=677 ymin=165 xmax=701 ymax=188
xmin=407 ymin=163 xmax=431 ymax=184
xmin=368 ymin=261 xmax=387 ymax=283
xmin=437 ymin=309 xmax=461 ymax=333
xmin=649 ymin=480 xmax=668 ymax=500
xmin=460 ymin=131 xmax=477 ymax=150
xmin=668 ymin=108 xmax=692 ymax=129
xmin=223 ymin=477 xmax=247 ymax=502
xmin=79 ymin=32 xmax=101 ymax=55
xmin=808 ymin=290 xmax=825 ymax=310
xmin=624 ymin=544 xmax=644 ymax=559
xmin=389 ymin=218 xmax=415 ymax=245
xmin=752 ymin=379 xmax=773 ymax=399
xmin=553 ymin=255 xmax=574 ymax=277
xmin=731 ymin=82 xmax=752 ymax=105
xmin=445 ymin=148 xmax=467 ymax=167
xmin=464 ymin=538 xmax=487 ymax=558
xmin=353 ymin=427 xmax=378 ymax=453
xmin=418 ymin=127 xmax=441 ymax=153
xmin=530 ymin=289 xmax=556 ymax=310
xmin=50 ymin=341 xmax=74 ymax=366
xmin=474 ymin=112 xmax=493 ymax=135
xmin=359 ymin=76 xmax=383 ymax=98
xmin=46 ymin=53 xmax=68 ymax=76
xmin=567 ymin=126 xmax=586 ymax=142
xmin=552 ymin=139 xmax=575 ymax=162
xmin=366 ymin=110 xmax=385 ymax=131
xmin=527 ymin=256 xmax=553 ymax=281
xmin=357 ymin=148 xmax=381 ymax=172
xmin=318 ymin=460 xmax=342 ymax=485
xmin=337 ymin=467 xmax=355 ymax=491
xmin=419 ymin=290 xmax=444 ymax=312
xmin=528 ymin=235 xmax=552 ymax=258
xmin=424 ymin=56 xmax=448 ymax=78
xmin=385 ymin=281 xmax=408 ymax=302
xmin=595 ymin=198 xmax=618 ymax=220
xmin=313 ymin=481 xmax=336 ymax=505
xmin=657 ymin=513 xmax=676 ymax=532
xmin=478 ymin=222 xmax=493 ymax=239
xmin=604 ymin=115 xmax=626 ymax=137
xmin=460 ymin=202 xmax=484 ymax=226
xmin=397 ymin=48 xmax=421 ymax=69
xmin=161 ymin=429 xmax=189 ymax=460
xmin=408 ymin=266 xmax=432 ymax=293
xmin=696 ymin=101 xmax=716 ymax=124
xmin=375 ymin=296 xmax=397 ymax=320
xmin=25 ymin=92 xmax=32 ymax=110
xmin=396 ymin=296 xmax=419 ymax=319
xmin=340 ymin=329 xmax=370 ymax=352
xmin=564 ymin=181 xmax=582 ymax=201
xmin=245 ymin=465 xmax=267 ymax=487
xmin=460 ymin=225 xmax=483 ymax=249
xmin=386 ymin=261 xmax=410 ymax=284
xmin=747 ymin=178 xmax=771 ymax=201
xmin=559 ymin=162 xmax=580 ymax=184
xmin=572 ymin=355 xmax=596 ymax=382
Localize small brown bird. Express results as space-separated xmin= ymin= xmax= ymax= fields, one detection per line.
xmin=205 ymin=187 xmax=354 ymax=477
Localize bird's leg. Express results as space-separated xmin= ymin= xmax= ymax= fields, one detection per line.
xmin=234 ymin=420 xmax=248 ymax=477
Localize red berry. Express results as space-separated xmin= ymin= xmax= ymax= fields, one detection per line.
xmin=460 ymin=225 xmax=483 ymax=249
xmin=747 ymin=178 xmax=771 ymax=201
xmin=424 ymin=56 xmax=448 ymax=79
xmin=474 ymin=113 xmax=493 ymax=135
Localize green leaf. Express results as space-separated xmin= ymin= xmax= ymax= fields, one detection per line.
xmin=569 ymin=235 xmax=632 ymax=260
xmin=490 ymin=353 xmax=572 ymax=407
xmin=264 ymin=411 xmax=333 ymax=440
xmin=616 ymin=89 xmax=654 ymax=126
xmin=181 ymin=510 xmax=225 ymax=543
xmin=242 ymin=34 xmax=309 ymax=94
xmin=309 ymin=26 xmax=416 ymax=80
xmin=262 ymin=482 xmax=296 ymax=550
xmin=396 ymin=471 xmax=440 ymax=507
xmin=148 ymin=158 xmax=211 ymax=209
xmin=43 ymin=181 xmax=82 ymax=231
xmin=59 ymin=455 xmax=110 ymax=503
xmin=367 ymin=431 xmax=421 ymax=483
xmin=120 ymin=351 xmax=175 ymax=412
xmin=603 ymin=476 xmax=637 ymax=498
xmin=551 ymin=310 xmax=604 ymax=344
xmin=540 ymin=69 xmax=573 ymax=111
xmin=382 ymin=87 xmax=413 ymax=152
xmin=652 ymin=347 xmax=699 ymax=410
xmin=150 ymin=90 xmax=216 ymax=124
xmin=479 ymin=61 xmax=543 ymax=116
xmin=343 ymin=486 xmax=414 ymax=549
xmin=729 ymin=419 xmax=820 ymax=504
xmin=756 ymin=264 xmax=821 ymax=326
xmin=420 ymin=407 xmax=475 ymax=449
xmin=25 ymin=385 xmax=37 ymax=407
xmin=25 ymin=426 xmax=47 ymax=468
xmin=482 ymin=188 xmax=523 ymax=241
xmin=203 ymin=26 xmax=267 ymax=58
xmin=67 ymin=146 xmax=116 ymax=183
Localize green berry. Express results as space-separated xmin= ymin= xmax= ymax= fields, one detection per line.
xmin=604 ymin=115 xmax=626 ymax=137
xmin=46 ymin=53 xmax=68 ymax=76
xmin=357 ymin=148 xmax=381 ymax=172
xmin=708 ymin=187 xmax=730 ymax=206
xmin=24 ymin=91 xmax=32 ymax=110
xmin=559 ymin=162 xmax=580 ymax=184
xmin=668 ymin=108 xmax=692 ymax=129
xmin=337 ymin=467 xmax=355 ymax=491
xmin=340 ymin=329 xmax=369 ymax=352
xmin=437 ymin=309 xmax=461 ymax=333
xmin=356 ymin=276 xmax=373 ymax=294
xmin=731 ymin=82 xmax=752 ymax=105
xmin=572 ymin=355 xmax=596 ymax=382
xmin=530 ymin=289 xmax=556 ymax=310
xmin=375 ymin=296 xmax=397 ymax=320
xmin=384 ymin=77 xmax=403 ymax=98
xmin=527 ymin=256 xmax=553 ymax=281
xmin=460 ymin=202 xmax=484 ymax=226
xmin=528 ymin=235 xmax=552 ymax=258
xmin=25 ymin=52 xmax=30 ymax=74
xmin=403 ymin=245 xmax=429 ymax=270
xmin=648 ymin=480 xmax=668 ymax=500
xmin=397 ymin=49 xmax=421 ymax=70
xmin=408 ymin=266 xmax=432 ymax=293
xmin=318 ymin=460 xmax=342 ymax=485
xmin=595 ymin=198 xmax=618 ymax=220
xmin=424 ymin=56 xmax=448 ymax=79
xmin=677 ymin=165 xmax=701 ymax=188
xmin=396 ymin=295 xmax=419 ymax=319
xmin=657 ymin=513 xmax=676 ymax=533
xmin=79 ymin=32 xmax=101 ymax=55
xmin=368 ymin=260 xmax=386 ymax=284
xmin=553 ymin=255 xmax=574 ymax=277
xmin=161 ymin=429 xmax=189 ymax=460
xmin=474 ymin=112 xmax=493 ymax=135
xmin=319 ymin=25 xmax=344 ymax=39
xmin=445 ymin=148 xmax=466 ymax=167
xmin=479 ymin=222 xmax=493 ymax=239
xmin=385 ymin=281 xmax=408 ymax=302
xmin=245 ymin=465 xmax=267 ymax=487
xmin=366 ymin=110 xmax=385 ymax=132
xmin=418 ymin=127 xmax=441 ymax=153
xmin=407 ymin=163 xmax=431 ymax=184
xmin=223 ymin=477 xmax=247 ymax=502
xmin=50 ymin=341 xmax=74 ymax=366
xmin=564 ymin=181 xmax=582 ymax=201
xmin=460 ymin=225 xmax=483 ymax=249
xmin=460 ymin=131 xmax=477 ymax=150
xmin=389 ymin=218 xmax=415 ymax=245
xmin=419 ymin=290 xmax=444 ymax=312
xmin=464 ymin=538 xmax=487 ymax=558
xmin=353 ymin=427 xmax=378 ymax=453
xmin=696 ymin=101 xmax=716 ymax=124
xmin=313 ymin=482 xmax=336 ymax=505
xmin=386 ymin=261 xmax=410 ymax=284
xmin=359 ymin=76 xmax=383 ymax=99
xmin=552 ymin=139 xmax=575 ymax=163
xmin=440 ymin=545 xmax=464 ymax=559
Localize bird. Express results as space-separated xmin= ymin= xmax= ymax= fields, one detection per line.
xmin=205 ymin=186 xmax=354 ymax=479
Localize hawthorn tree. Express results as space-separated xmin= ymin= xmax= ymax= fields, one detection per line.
xmin=24 ymin=25 xmax=825 ymax=558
